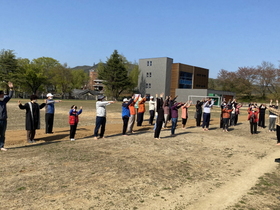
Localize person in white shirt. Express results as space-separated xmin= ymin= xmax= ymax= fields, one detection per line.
xmin=93 ymin=95 xmax=115 ymax=140
xmin=202 ymin=98 xmax=214 ymax=131
xmin=148 ymin=96 xmax=156 ymax=125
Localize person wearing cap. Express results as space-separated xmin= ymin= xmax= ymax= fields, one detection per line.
xmin=0 ymin=82 xmax=14 ymax=151
xmin=93 ymin=95 xmax=115 ymax=140
xmin=268 ymin=99 xmax=278 ymax=132
xmin=148 ymin=96 xmax=155 ymax=125
xmin=121 ymin=97 xmax=133 ymax=136
xmin=268 ymin=104 xmax=280 ymax=145
xmin=45 ymin=93 xmax=62 ymax=134
xmin=19 ymin=95 xmax=46 ymax=143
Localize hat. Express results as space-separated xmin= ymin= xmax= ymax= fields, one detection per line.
xmin=150 ymin=96 xmax=154 ymax=99
xmin=97 ymin=95 xmax=105 ymax=100
xmin=46 ymin=93 xmax=53 ymax=97
xmin=123 ymin=98 xmax=129 ymax=102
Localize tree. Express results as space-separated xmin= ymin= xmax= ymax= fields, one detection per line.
xmin=71 ymin=69 xmax=89 ymax=89
xmin=17 ymin=58 xmax=48 ymax=94
xmin=50 ymin=64 xmax=73 ymax=98
xmin=0 ymin=49 xmax=18 ymax=92
xmin=128 ymin=63 xmax=140 ymax=91
xmin=97 ymin=50 xmax=132 ymax=99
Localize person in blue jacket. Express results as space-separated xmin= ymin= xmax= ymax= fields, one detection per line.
xmin=122 ymin=97 xmax=133 ymax=136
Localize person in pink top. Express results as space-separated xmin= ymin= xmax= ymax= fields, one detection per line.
xmin=181 ymin=101 xmax=192 ymax=129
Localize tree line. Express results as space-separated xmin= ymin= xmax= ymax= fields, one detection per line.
xmin=209 ymin=61 xmax=280 ymax=101
xmin=0 ymin=49 xmax=140 ymax=99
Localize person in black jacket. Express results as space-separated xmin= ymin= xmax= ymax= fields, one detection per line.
xmin=195 ymin=100 xmax=204 ymax=127
xmin=154 ymin=93 xmax=165 ymax=139
xmin=19 ymin=95 xmax=46 ymax=143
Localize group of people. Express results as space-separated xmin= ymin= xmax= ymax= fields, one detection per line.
xmin=2 ymin=89 xmax=280 ymax=151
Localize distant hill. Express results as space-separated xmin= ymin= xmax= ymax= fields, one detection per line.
xmin=71 ymin=64 xmax=99 ymax=73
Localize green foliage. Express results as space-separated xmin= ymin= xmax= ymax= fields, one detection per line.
xmin=71 ymin=69 xmax=89 ymax=89
xmin=17 ymin=58 xmax=48 ymax=94
xmin=97 ymin=50 xmax=133 ymax=99
xmin=0 ymin=49 xmax=19 ymax=91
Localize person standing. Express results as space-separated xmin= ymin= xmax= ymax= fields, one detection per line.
xmin=45 ymin=93 xmax=62 ymax=134
xmin=19 ymin=95 xmax=46 ymax=143
xmin=137 ymin=95 xmax=147 ymax=126
xmin=162 ymin=96 xmax=170 ymax=129
xmin=202 ymin=98 xmax=214 ymax=131
xmin=258 ymin=103 xmax=267 ymax=129
xmin=121 ymin=98 xmax=133 ymax=136
xmin=195 ymin=100 xmax=204 ymax=127
xmin=170 ymin=102 xmax=183 ymax=136
xmin=268 ymin=105 xmax=280 ymax=145
xmin=69 ymin=105 xmax=82 ymax=141
xmin=93 ymin=95 xmax=115 ymax=140
xmin=181 ymin=101 xmax=192 ymax=129
xmin=222 ymin=105 xmax=232 ymax=132
xmin=154 ymin=93 xmax=165 ymax=139
xmin=0 ymin=82 xmax=14 ymax=151
xmin=127 ymin=95 xmax=139 ymax=134
xmin=148 ymin=96 xmax=155 ymax=125
xmin=248 ymin=107 xmax=259 ymax=135
xmin=268 ymin=100 xmax=278 ymax=132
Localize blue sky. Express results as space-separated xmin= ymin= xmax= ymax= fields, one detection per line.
xmin=1 ymin=0 xmax=279 ymax=78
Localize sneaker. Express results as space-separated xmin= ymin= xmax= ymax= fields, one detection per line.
xmin=1 ymin=148 xmax=7 ymax=151
xmin=27 ymin=140 xmax=33 ymax=143
xmin=70 ymin=138 xmax=75 ymax=141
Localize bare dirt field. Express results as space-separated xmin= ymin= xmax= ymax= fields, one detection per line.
xmin=1 ymin=100 xmax=280 ymax=210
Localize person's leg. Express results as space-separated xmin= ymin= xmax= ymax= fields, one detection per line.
xmin=196 ymin=113 xmax=202 ymax=126
xmin=30 ymin=130 xmax=36 ymax=142
xmin=122 ymin=116 xmax=129 ymax=135
xmin=27 ymin=130 xmax=32 ymax=142
xmin=72 ymin=124 xmax=77 ymax=139
xmin=254 ymin=122 xmax=257 ymax=134
xmin=70 ymin=125 xmax=75 ymax=139
xmin=269 ymin=117 xmax=273 ymax=131
xmin=276 ymin=125 xmax=280 ymax=144
xmin=206 ymin=113 xmax=211 ymax=129
xmin=137 ymin=113 xmax=141 ymax=126
xmin=163 ymin=114 xmax=168 ymax=128
xmin=100 ymin=117 xmax=106 ymax=138
xmin=235 ymin=114 xmax=238 ymax=125
xmin=250 ymin=122 xmax=254 ymax=134
xmin=225 ymin=118 xmax=229 ymax=131
xmin=93 ymin=117 xmax=102 ymax=137
xmin=272 ymin=118 xmax=276 ymax=131
xmin=127 ymin=115 xmax=133 ymax=133
xmin=48 ymin=114 xmax=54 ymax=133
xmin=0 ymin=120 xmax=7 ymax=148
xmin=45 ymin=113 xmax=49 ymax=134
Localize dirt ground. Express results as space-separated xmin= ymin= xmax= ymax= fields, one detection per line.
xmin=1 ymin=112 xmax=280 ymax=210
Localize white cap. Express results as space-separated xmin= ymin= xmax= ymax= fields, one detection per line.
xmin=150 ymin=96 xmax=154 ymax=99
xmin=123 ymin=98 xmax=129 ymax=102
xmin=46 ymin=93 xmax=53 ymax=97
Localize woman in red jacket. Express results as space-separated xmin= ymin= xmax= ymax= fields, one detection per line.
xmin=248 ymin=107 xmax=259 ymax=135
xmin=69 ymin=105 xmax=82 ymax=141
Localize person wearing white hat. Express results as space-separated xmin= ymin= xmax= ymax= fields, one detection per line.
xmin=45 ymin=93 xmax=62 ymax=134
xmin=121 ymin=97 xmax=133 ymax=136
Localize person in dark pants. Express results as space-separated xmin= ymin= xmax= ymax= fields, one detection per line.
xmin=195 ymin=100 xmax=203 ymax=127
xmin=93 ymin=95 xmax=115 ymax=140
xmin=137 ymin=96 xmax=147 ymax=126
xmin=0 ymin=82 xmax=14 ymax=151
xmin=19 ymin=95 xmax=46 ymax=143
xmin=122 ymin=98 xmax=133 ymax=136
xmin=248 ymin=107 xmax=259 ymax=135
xmin=45 ymin=93 xmax=62 ymax=134
xmin=154 ymin=93 xmax=165 ymax=139
xmin=202 ymin=98 xmax=214 ymax=131
xmin=69 ymin=105 xmax=82 ymax=141
xmin=258 ymin=103 xmax=267 ymax=129
xmin=148 ymin=96 xmax=155 ymax=125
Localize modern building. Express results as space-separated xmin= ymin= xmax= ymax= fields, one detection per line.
xmin=89 ymin=69 xmax=104 ymax=93
xmin=138 ymin=57 xmax=235 ymax=105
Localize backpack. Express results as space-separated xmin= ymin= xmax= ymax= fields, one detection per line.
xmin=250 ymin=112 xmax=255 ymax=123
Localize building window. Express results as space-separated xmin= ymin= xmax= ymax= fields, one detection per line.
xmin=149 ymin=83 xmax=151 ymax=88
xmin=146 ymin=72 xmax=149 ymax=77
xmin=147 ymin=61 xmax=153 ymax=66
xmin=179 ymin=71 xmax=192 ymax=89
xmin=149 ymin=72 xmax=152 ymax=77
xmin=146 ymin=83 xmax=149 ymax=88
